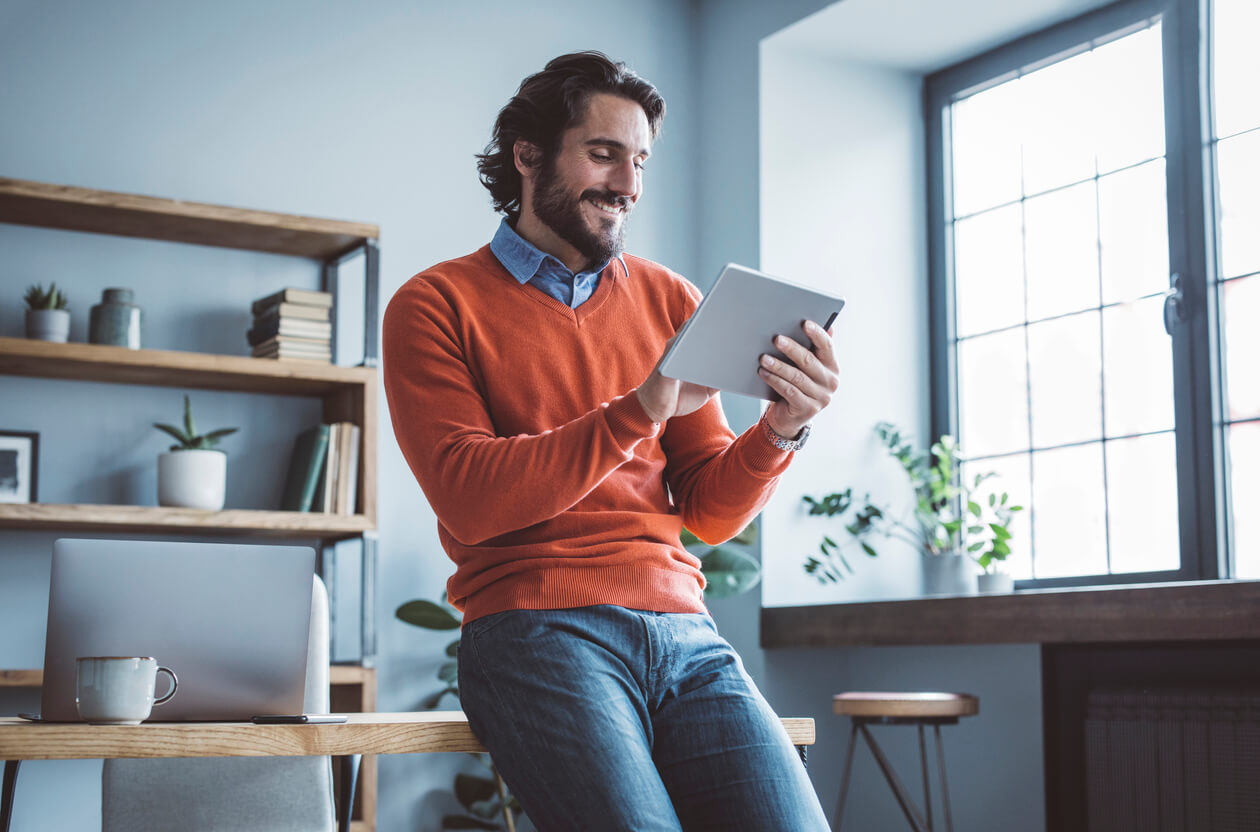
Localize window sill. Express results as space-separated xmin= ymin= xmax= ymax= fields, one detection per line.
xmin=760 ymin=579 xmax=1260 ymax=648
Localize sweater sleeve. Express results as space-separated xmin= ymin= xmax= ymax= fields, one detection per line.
xmin=382 ymin=277 xmax=660 ymax=545
xmin=660 ymin=396 xmax=794 ymax=545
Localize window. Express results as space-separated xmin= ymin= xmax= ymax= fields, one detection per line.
xmin=926 ymin=0 xmax=1247 ymax=587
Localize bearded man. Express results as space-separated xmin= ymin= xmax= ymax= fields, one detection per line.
xmin=383 ymin=51 xmax=836 ymax=831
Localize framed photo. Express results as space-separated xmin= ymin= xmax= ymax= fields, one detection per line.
xmin=0 ymin=431 xmax=39 ymax=504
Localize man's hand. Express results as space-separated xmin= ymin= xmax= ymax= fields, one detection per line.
xmin=759 ymin=320 xmax=840 ymax=440
xmin=636 ymin=334 xmax=719 ymax=423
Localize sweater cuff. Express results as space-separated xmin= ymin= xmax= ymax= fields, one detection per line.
xmin=604 ymin=392 xmax=661 ymax=451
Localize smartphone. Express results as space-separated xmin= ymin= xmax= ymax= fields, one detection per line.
xmin=251 ymin=714 xmax=348 ymax=724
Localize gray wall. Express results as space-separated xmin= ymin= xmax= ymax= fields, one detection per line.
xmin=2 ymin=0 xmax=1049 ymax=829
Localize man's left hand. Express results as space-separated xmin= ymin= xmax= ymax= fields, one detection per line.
xmin=758 ymin=319 xmax=840 ymax=441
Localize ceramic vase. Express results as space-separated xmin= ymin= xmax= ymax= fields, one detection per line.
xmin=89 ymin=288 xmax=142 ymax=349
xmin=25 ymin=308 xmax=71 ymax=342
xmin=977 ymin=572 xmax=1015 ymax=594
xmin=157 ymin=450 xmax=226 ymax=510
xmin=922 ymin=552 xmax=977 ymax=597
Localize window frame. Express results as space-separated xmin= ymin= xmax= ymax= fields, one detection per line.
xmin=924 ymin=0 xmax=1225 ymax=589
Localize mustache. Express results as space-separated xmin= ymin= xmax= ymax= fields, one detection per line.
xmin=580 ymin=189 xmax=631 ymax=209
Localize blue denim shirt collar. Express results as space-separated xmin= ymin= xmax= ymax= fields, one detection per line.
xmin=490 ymin=218 xmax=627 ymax=285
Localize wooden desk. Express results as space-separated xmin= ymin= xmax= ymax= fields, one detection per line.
xmin=1 ymin=712 xmax=816 ymax=831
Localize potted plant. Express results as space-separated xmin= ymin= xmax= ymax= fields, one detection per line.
xmin=803 ymin=422 xmax=1022 ymax=595
xmin=153 ymin=395 xmax=238 ymax=510
xmin=24 ymin=283 xmax=71 ymax=342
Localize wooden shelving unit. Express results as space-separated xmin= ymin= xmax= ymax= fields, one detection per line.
xmin=1 ymin=177 xmax=383 ymax=830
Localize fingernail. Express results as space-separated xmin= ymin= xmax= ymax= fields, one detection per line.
xmin=760 ymin=354 xmax=773 ymax=367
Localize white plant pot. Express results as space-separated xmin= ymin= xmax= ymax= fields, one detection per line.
xmin=157 ymin=450 xmax=226 ymax=510
xmin=977 ymin=572 xmax=1015 ymax=594
xmin=922 ymin=552 xmax=977 ymax=597
xmin=25 ymin=308 xmax=71 ymax=342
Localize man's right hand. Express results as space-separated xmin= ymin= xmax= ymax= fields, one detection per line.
xmin=636 ymin=335 xmax=718 ymax=423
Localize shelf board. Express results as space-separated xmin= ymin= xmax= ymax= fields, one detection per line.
xmin=0 ymin=503 xmax=373 ymax=539
xmin=0 ymin=336 xmax=373 ymax=396
xmin=0 ymin=177 xmax=378 ymax=260
xmin=330 ymin=665 xmax=376 ymax=686
xmin=0 ymin=669 xmax=41 ymax=688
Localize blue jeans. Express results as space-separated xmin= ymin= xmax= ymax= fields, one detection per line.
xmin=458 ymin=605 xmax=830 ymax=832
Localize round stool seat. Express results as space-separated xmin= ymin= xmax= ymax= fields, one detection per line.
xmin=833 ymin=692 xmax=979 ymax=719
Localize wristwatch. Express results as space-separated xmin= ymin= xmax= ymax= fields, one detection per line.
xmin=761 ymin=416 xmax=810 ymax=452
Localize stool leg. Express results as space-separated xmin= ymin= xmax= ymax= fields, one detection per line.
xmin=918 ymin=724 xmax=934 ymax=832
xmin=859 ymin=724 xmax=930 ymax=832
xmin=934 ymin=724 xmax=954 ymax=832
xmin=832 ymin=719 xmax=860 ymax=830
xmin=2 ymin=761 xmax=18 ymax=832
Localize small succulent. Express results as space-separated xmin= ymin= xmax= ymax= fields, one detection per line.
xmin=154 ymin=395 xmax=239 ymax=452
xmin=24 ymin=283 xmax=69 ymax=310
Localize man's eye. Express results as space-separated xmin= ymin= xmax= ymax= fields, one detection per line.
xmin=634 ymin=160 xmax=646 ymax=172
xmin=593 ymin=152 xmax=613 ymax=162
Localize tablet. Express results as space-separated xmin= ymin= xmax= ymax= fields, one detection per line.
xmin=658 ymin=263 xmax=845 ymax=400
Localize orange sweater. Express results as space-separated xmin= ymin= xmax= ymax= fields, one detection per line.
xmin=382 ymin=246 xmax=793 ymax=623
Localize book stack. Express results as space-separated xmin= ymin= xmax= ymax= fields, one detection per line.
xmin=248 ymin=288 xmax=334 ymax=362
xmin=279 ymin=422 xmax=362 ymax=514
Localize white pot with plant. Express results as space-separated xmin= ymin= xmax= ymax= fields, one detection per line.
xmin=802 ymin=422 xmax=1022 ymax=596
xmin=24 ymin=283 xmax=71 ymax=342
xmin=154 ymin=395 xmax=238 ymax=510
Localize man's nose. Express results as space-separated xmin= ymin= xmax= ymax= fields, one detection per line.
xmin=608 ymin=159 xmax=639 ymax=199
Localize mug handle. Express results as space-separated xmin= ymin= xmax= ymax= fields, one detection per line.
xmin=153 ymin=666 xmax=178 ymax=706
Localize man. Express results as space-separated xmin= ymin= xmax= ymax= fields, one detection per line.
xmin=383 ymin=51 xmax=836 ymax=831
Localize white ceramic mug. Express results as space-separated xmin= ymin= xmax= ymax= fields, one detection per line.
xmin=76 ymin=656 xmax=178 ymax=725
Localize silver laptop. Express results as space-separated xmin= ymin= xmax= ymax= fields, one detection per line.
xmin=38 ymin=538 xmax=315 ymax=722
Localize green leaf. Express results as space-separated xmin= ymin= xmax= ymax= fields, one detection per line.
xmin=967 ymin=541 xmax=986 ymax=553
xmin=442 ymin=815 xmax=500 ymax=830
xmin=989 ymin=493 xmax=997 ymax=507
xmin=445 ymin=639 xmax=460 ymax=657
xmin=860 ymin=542 xmax=878 ymax=558
xmin=978 ymin=553 xmax=992 ymax=568
xmin=438 ymin=661 xmax=459 ymax=684
xmin=396 ymin=599 xmax=462 ymax=630
xmin=823 ymin=536 xmax=838 ymax=548
xmin=454 ymin=773 xmax=498 ymax=811
xmin=182 ymin=395 xmax=196 ymax=439
xmin=966 ymin=525 xmax=985 ymax=536
xmin=153 ymin=423 xmax=191 ymax=444
xmin=202 ymin=427 xmax=239 ymax=441
xmin=968 ymin=501 xmax=982 ymax=518
xmin=469 ymin=797 xmax=505 ymax=819
xmin=700 ymin=546 xmax=761 ymax=599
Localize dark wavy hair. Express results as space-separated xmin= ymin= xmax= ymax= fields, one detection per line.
xmin=477 ymin=51 xmax=666 ymax=221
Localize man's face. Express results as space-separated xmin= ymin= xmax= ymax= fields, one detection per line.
xmin=529 ymin=93 xmax=651 ymax=269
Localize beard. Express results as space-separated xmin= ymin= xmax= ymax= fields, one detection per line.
xmin=531 ymin=158 xmax=630 ymax=270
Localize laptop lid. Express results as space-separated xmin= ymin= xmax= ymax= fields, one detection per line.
xmin=41 ymin=538 xmax=315 ymax=722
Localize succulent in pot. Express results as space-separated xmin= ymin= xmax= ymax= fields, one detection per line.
xmin=23 ymin=283 xmax=71 ymax=342
xmin=154 ymin=395 xmax=238 ymax=510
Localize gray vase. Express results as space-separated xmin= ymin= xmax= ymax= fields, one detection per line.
xmin=922 ymin=552 xmax=977 ymax=597
xmin=89 ymin=288 xmax=142 ymax=349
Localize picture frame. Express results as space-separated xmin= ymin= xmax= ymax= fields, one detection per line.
xmin=0 ymin=430 xmax=39 ymax=504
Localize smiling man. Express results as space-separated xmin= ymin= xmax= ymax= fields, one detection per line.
xmin=383 ymin=52 xmax=835 ymax=831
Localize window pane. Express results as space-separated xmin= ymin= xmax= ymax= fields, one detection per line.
xmin=1213 ymin=0 xmax=1260 ymax=138
xmin=1021 ymin=50 xmax=1098 ymax=195
xmin=1028 ymin=311 xmax=1103 ymax=448
xmin=1103 ymin=295 xmax=1175 ymax=436
xmin=1217 ymin=130 xmax=1260 ymax=279
xmin=963 ymin=454 xmax=1032 ymax=580
xmin=1025 ymin=182 xmax=1100 ymax=319
xmin=1098 ymin=160 xmax=1169 ymax=304
xmin=954 ymin=205 xmax=1025 ymax=337
xmin=1032 ymin=443 xmax=1108 ymax=578
xmin=1223 ymin=275 xmax=1260 ymax=421
xmin=952 ymin=79 xmax=1024 ymax=217
xmin=1231 ymin=421 xmax=1260 ymax=579
xmin=958 ymin=328 xmax=1029 ymax=458
xmin=1106 ymin=432 xmax=1180 ymax=573
xmin=1093 ymin=25 xmax=1165 ymax=174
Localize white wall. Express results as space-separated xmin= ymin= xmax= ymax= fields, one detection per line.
xmin=0 ymin=1 xmax=697 ymax=829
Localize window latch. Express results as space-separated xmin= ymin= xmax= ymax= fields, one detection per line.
xmin=1163 ymin=273 xmax=1185 ymax=336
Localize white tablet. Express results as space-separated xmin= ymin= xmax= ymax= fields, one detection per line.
xmin=659 ymin=263 xmax=845 ymax=400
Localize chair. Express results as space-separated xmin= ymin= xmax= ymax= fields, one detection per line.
xmin=832 ymin=691 xmax=978 ymax=832
xmin=101 ymin=576 xmax=335 ymax=832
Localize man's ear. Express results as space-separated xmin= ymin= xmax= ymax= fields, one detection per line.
xmin=513 ymin=139 xmax=542 ymax=178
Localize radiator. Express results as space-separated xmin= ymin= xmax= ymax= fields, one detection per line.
xmin=1085 ymin=690 xmax=1260 ymax=832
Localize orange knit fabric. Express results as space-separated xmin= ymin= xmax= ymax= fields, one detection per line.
xmin=382 ymin=246 xmax=793 ymax=624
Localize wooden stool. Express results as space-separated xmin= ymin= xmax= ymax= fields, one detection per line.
xmin=832 ymin=692 xmax=979 ymax=832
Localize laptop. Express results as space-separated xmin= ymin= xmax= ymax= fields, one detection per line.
xmin=32 ymin=538 xmax=315 ymax=722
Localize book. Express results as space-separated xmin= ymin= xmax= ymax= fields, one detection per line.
xmin=252 ymin=302 xmax=332 ymax=322
xmin=250 ymin=288 xmax=333 ymax=315
xmin=343 ymin=423 xmax=361 ymax=514
xmin=247 ymin=318 xmax=332 ymax=345
xmin=334 ymin=422 xmax=361 ymax=515
xmin=315 ymin=423 xmax=340 ymax=513
xmin=251 ymin=341 xmax=333 ymax=361
xmin=248 ymin=333 xmax=332 ymax=351
xmin=279 ymin=425 xmax=330 ymax=512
